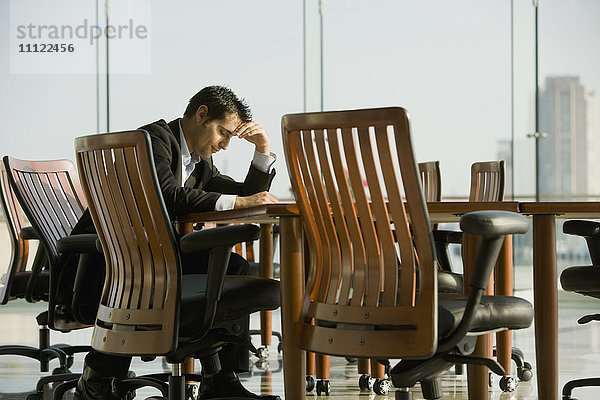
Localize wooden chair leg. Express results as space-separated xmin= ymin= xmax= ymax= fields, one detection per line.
xmin=316 ymin=354 xmax=330 ymax=380
xmin=370 ymin=358 xmax=385 ymax=379
xmin=358 ymin=358 xmax=370 ymax=375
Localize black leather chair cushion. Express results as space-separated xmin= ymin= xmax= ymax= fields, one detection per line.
xmin=437 ymin=271 xmax=464 ymax=293
xmin=248 ymin=262 xmax=281 ymax=279
xmin=561 ymin=266 xmax=600 ymax=299
xmin=178 ymin=275 xmax=280 ymax=337
xmin=9 ymin=270 xmax=49 ymax=300
xmin=438 ymin=293 xmax=533 ymax=339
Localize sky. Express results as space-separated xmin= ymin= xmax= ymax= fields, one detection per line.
xmin=1 ymin=0 xmax=599 ymax=200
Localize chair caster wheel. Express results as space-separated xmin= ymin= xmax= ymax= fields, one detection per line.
xmin=306 ymin=375 xmax=316 ymax=392
xmin=518 ymin=361 xmax=533 ymax=382
xmin=373 ymin=378 xmax=390 ymax=395
xmin=255 ymin=359 xmax=270 ymax=370
xmin=52 ymin=366 xmax=71 ymax=374
xmin=185 ymin=382 xmax=199 ymax=400
xmin=316 ymin=379 xmax=330 ymax=395
xmin=395 ymin=389 xmax=413 ymax=400
xmin=488 ymin=371 xmax=495 ymax=388
xmin=499 ymin=375 xmax=517 ymax=392
xmin=256 ymin=346 xmax=269 ymax=360
xmin=358 ymin=374 xmax=374 ymax=391
xmin=26 ymin=394 xmax=41 ymax=400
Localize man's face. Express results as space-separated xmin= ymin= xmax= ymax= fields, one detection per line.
xmin=193 ymin=112 xmax=242 ymax=159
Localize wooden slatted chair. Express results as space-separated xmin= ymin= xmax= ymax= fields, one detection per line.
xmin=435 ymin=160 xmax=506 ymax=274
xmin=2 ymin=156 xmax=97 ymax=397
xmin=418 ymin=161 xmax=442 ymax=204
xmin=470 ymin=161 xmax=505 ymax=202
xmin=74 ymin=130 xmax=280 ymax=399
xmin=281 ymin=106 xmax=534 ymax=399
xmin=0 ymin=163 xmax=61 ymax=372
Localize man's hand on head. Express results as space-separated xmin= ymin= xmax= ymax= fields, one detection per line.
xmin=234 ymin=191 xmax=278 ymax=208
xmin=234 ymin=121 xmax=271 ymax=155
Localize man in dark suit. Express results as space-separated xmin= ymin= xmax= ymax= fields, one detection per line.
xmin=74 ymin=86 xmax=280 ymax=400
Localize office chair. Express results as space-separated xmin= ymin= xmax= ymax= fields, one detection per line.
xmin=421 ymin=160 xmax=533 ymax=386
xmin=2 ymin=156 xmax=103 ymax=400
xmin=282 ymin=106 xmax=534 ymax=399
xmin=73 ymin=130 xmax=281 ymax=399
xmin=0 ymin=163 xmax=75 ymax=374
xmin=560 ymin=219 xmax=600 ymax=400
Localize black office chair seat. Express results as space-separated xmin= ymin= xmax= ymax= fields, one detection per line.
xmin=8 ymin=270 xmax=49 ymax=301
xmin=179 ymin=275 xmax=281 ymax=337
xmin=437 ymin=271 xmax=464 ymax=293
xmin=560 ymin=266 xmax=600 ymax=299
xmin=438 ymin=294 xmax=533 ymax=338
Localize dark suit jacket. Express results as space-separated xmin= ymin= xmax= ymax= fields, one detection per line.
xmin=72 ymin=118 xmax=275 ymax=234
xmin=142 ymin=118 xmax=275 ymax=217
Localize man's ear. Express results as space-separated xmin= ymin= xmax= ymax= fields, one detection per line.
xmin=195 ymin=105 xmax=208 ymax=123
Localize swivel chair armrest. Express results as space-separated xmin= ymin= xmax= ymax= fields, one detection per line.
xmin=563 ymin=220 xmax=600 ymax=266
xmin=19 ymin=226 xmax=43 ymax=302
xmin=56 ymin=234 xmax=101 ymax=254
xmin=20 ymin=226 xmax=39 ymax=240
xmin=432 ymin=229 xmax=463 ymax=244
xmin=460 ymin=210 xmax=527 ymax=290
xmin=26 ymin=234 xmax=100 ymax=303
xmin=180 ymin=224 xmax=260 ymax=341
xmin=438 ymin=210 xmax=528 ymax=352
xmin=432 ymin=229 xmax=463 ymax=272
xmin=563 ymin=220 xmax=600 ymax=237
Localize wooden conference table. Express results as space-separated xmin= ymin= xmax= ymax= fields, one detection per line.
xmin=179 ymin=201 xmax=600 ymax=400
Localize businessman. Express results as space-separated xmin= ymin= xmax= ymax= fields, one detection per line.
xmin=74 ymin=85 xmax=280 ymax=400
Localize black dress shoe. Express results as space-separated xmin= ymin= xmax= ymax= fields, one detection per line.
xmin=73 ymin=364 xmax=120 ymax=400
xmin=198 ymin=370 xmax=281 ymax=400
xmin=73 ymin=365 xmax=135 ymax=400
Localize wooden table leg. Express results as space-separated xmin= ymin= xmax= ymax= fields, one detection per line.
xmin=463 ymin=233 xmax=489 ymax=399
xmin=495 ymin=236 xmax=513 ymax=374
xmin=259 ymin=224 xmax=274 ymax=347
xmin=532 ymin=215 xmax=558 ymax=399
xmin=280 ymin=217 xmax=306 ymax=400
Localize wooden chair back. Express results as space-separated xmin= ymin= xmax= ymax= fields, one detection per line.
xmin=0 ymin=163 xmax=30 ymax=304
xmin=282 ymin=107 xmax=437 ymax=359
xmin=2 ymin=156 xmax=87 ymax=329
xmin=469 ymin=160 xmax=505 ymax=202
xmin=75 ymin=130 xmax=180 ymax=356
xmin=418 ymin=161 xmax=442 ymax=203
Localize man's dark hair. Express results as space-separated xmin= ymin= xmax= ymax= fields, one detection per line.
xmin=184 ymin=85 xmax=252 ymax=123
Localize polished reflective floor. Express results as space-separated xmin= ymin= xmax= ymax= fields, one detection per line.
xmin=2 ymin=276 xmax=600 ymax=400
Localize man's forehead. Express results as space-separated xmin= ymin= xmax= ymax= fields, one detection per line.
xmin=219 ymin=113 xmax=242 ymax=132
